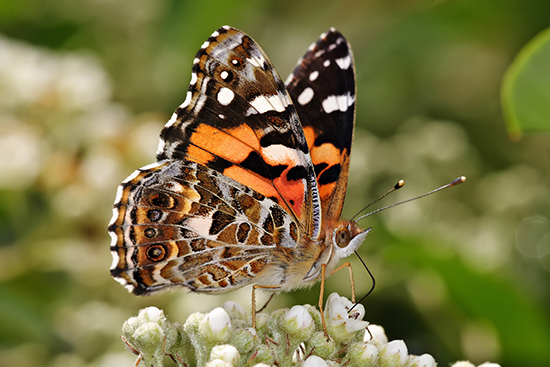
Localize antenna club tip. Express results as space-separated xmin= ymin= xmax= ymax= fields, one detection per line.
xmin=395 ymin=180 xmax=405 ymax=189
xmin=453 ymin=176 xmax=466 ymax=185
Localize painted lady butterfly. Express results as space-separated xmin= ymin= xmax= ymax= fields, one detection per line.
xmin=109 ymin=26 xmax=367 ymax=328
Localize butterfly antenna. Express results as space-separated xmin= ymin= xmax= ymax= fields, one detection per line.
xmin=349 ymin=180 xmax=405 ymax=223
xmin=354 ymin=176 xmax=466 ymax=223
xmin=348 ymin=176 xmax=466 ymax=313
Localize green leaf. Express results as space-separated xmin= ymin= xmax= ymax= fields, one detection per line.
xmin=502 ymin=27 xmax=550 ymax=139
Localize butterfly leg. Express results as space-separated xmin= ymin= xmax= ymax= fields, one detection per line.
xmin=252 ymin=284 xmax=280 ymax=328
xmin=328 ymin=261 xmax=355 ymax=302
xmin=319 ymin=264 xmax=329 ymax=338
xmin=256 ymin=293 xmax=276 ymax=313
xmin=318 ymin=261 xmax=356 ymax=338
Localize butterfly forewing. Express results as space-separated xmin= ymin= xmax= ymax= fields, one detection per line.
xmin=286 ymin=29 xmax=356 ymax=221
xmin=158 ymin=26 xmax=321 ymax=238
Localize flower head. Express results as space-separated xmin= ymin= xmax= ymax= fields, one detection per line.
xmin=324 ymin=292 xmax=368 ymax=342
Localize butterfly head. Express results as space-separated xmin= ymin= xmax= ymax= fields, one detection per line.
xmin=332 ymin=221 xmax=372 ymax=260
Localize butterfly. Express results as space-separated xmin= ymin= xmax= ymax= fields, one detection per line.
xmin=108 ymin=26 xmax=369 ymax=332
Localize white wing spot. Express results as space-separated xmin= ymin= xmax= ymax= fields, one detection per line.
xmin=194 ymin=95 xmax=207 ymax=113
xmin=315 ymin=49 xmax=326 ymax=58
xmin=335 ymin=55 xmax=351 ymax=70
xmin=247 ymin=93 xmax=288 ymax=114
xmin=201 ymin=40 xmax=210 ymax=49
xmin=284 ymin=72 xmax=294 ymax=85
xmin=180 ymin=91 xmax=192 ymax=108
xmin=297 ymin=87 xmax=314 ymax=106
xmin=113 ymin=185 xmax=123 ymax=205
xmin=219 ymin=114 xmax=226 ymax=119
xmin=193 ymin=76 xmax=209 ymax=113
xmin=156 ymin=139 xmax=165 ymax=156
xmin=247 ymin=55 xmax=266 ymax=69
xmin=220 ymin=70 xmax=229 ymax=80
xmin=193 ymin=58 xmax=200 ymax=65
xmin=110 ymin=200 xmax=122 ymax=229
xmin=110 ymin=246 xmax=120 ymax=269
xmin=323 ymin=59 xmax=330 ymax=67
xmin=190 ymin=72 xmax=197 ymax=85
xmin=187 ymin=217 xmax=214 ymax=238
xmin=140 ymin=161 xmax=166 ymax=171
xmin=328 ymin=43 xmax=337 ymax=51
xmin=262 ymin=144 xmax=303 ymax=165
xmin=309 ymin=71 xmax=319 ymax=81
xmin=165 ymin=112 xmax=178 ymax=128
xmin=322 ymin=93 xmax=355 ymax=114
xmin=217 ymin=87 xmax=234 ymax=106
xmin=122 ymin=169 xmax=141 ymax=184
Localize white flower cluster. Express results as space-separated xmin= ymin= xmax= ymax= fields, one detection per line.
xmin=121 ymin=293 xmax=501 ymax=367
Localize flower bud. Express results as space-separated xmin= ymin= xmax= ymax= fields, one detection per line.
xmin=231 ymin=327 xmax=258 ymax=354
xmin=223 ymin=301 xmax=247 ymax=320
xmin=450 ymin=362 xmax=476 ymax=367
xmin=308 ymin=331 xmax=336 ymax=359
xmin=303 ymin=355 xmax=329 ymax=367
xmin=205 ymin=359 xmax=232 ymax=367
xmin=209 ymin=344 xmax=240 ymax=365
xmin=364 ymin=324 xmax=388 ymax=345
xmin=379 ymin=340 xmax=409 ymax=366
xmin=284 ymin=305 xmax=315 ymax=341
xmin=121 ymin=307 xmax=177 ymax=366
xmin=410 ymin=353 xmax=436 ymax=367
xmin=199 ymin=307 xmax=232 ymax=343
xmin=346 ymin=342 xmax=378 ymax=367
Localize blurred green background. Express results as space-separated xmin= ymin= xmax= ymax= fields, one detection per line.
xmin=1 ymin=0 xmax=550 ymax=366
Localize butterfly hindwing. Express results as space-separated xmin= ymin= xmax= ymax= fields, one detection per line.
xmin=286 ymin=29 xmax=356 ymax=221
xmin=158 ymin=26 xmax=321 ymax=239
xmin=109 ymin=160 xmax=301 ymax=294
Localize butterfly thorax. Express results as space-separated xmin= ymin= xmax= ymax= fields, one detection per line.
xmin=254 ymin=219 xmax=369 ymax=292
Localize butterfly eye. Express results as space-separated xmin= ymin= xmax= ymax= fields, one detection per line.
xmin=146 ymin=244 xmax=166 ymax=262
xmin=335 ymin=227 xmax=351 ymax=248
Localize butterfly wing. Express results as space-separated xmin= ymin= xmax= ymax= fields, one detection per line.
xmin=286 ymin=29 xmax=355 ymax=221
xmin=109 ymin=26 xmax=321 ymax=295
xmin=158 ymin=26 xmax=321 ymax=239
xmin=109 ymin=160 xmax=299 ymax=295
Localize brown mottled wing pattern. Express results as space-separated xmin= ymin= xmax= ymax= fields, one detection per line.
xmin=157 ymin=26 xmax=321 ymax=239
xmin=109 ymin=26 xmax=324 ymax=295
xmin=109 ymin=160 xmax=299 ymax=295
xmin=286 ymin=29 xmax=356 ymax=221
